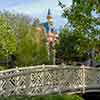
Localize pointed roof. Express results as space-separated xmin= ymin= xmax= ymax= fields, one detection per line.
xmin=48 ymin=8 xmax=51 ymax=16
xmin=47 ymin=8 xmax=52 ymax=20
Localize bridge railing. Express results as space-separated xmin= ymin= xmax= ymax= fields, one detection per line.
xmin=0 ymin=65 xmax=100 ymax=96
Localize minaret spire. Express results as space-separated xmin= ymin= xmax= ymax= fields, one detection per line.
xmin=47 ymin=8 xmax=52 ymax=22
xmin=48 ymin=8 xmax=51 ymax=16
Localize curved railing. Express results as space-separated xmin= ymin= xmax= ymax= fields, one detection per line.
xmin=0 ymin=65 xmax=100 ymax=96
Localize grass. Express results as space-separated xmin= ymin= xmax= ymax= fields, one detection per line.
xmin=0 ymin=95 xmax=84 ymax=100
xmin=0 ymin=66 xmax=7 ymax=71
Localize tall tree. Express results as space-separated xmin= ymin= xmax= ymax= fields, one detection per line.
xmin=0 ymin=11 xmax=49 ymax=68
xmin=57 ymin=0 xmax=100 ymax=65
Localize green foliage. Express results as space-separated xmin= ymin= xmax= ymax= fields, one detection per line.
xmin=0 ymin=95 xmax=84 ymax=100
xmin=56 ymin=28 xmax=89 ymax=64
xmin=96 ymin=55 xmax=100 ymax=62
xmin=0 ymin=16 xmax=16 ymax=60
xmin=57 ymin=0 xmax=100 ymax=64
xmin=0 ymin=11 xmax=49 ymax=68
xmin=0 ymin=11 xmax=48 ymax=66
xmin=0 ymin=66 xmax=7 ymax=70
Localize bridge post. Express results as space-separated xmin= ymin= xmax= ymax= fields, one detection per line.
xmin=15 ymin=67 xmax=20 ymax=95
xmin=5 ymin=79 xmax=10 ymax=96
xmin=25 ymin=72 xmax=31 ymax=95
xmin=58 ymin=68 xmax=62 ymax=95
xmin=42 ymin=64 xmax=46 ymax=95
xmin=82 ymin=65 xmax=86 ymax=94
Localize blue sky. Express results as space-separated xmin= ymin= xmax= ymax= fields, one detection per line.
xmin=0 ymin=0 xmax=72 ymax=30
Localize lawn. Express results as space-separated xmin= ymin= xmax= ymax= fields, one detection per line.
xmin=0 ymin=95 xmax=84 ymax=100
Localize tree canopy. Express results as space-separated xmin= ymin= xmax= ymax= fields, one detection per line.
xmin=0 ymin=11 xmax=49 ymax=69
xmin=56 ymin=0 xmax=100 ymax=65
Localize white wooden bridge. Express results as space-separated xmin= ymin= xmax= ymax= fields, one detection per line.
xmin=0 ymin=65 xmax=100 ymax=96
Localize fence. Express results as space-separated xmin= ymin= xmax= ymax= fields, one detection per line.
xmin=0 ymin=65 xmax=100 ymax=96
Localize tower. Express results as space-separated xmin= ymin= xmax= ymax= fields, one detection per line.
xmin=47 ymin=9 xmax=54 ymax=32
xmin=47 ymin=8 xmax=53 ymax=23
xmin=46 ymin=9 xmax=56 ymax=64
